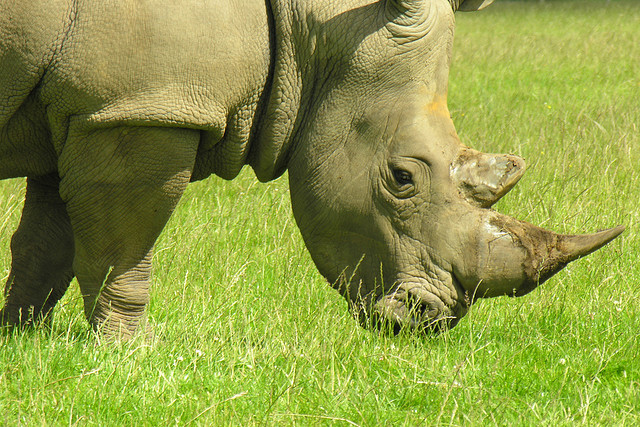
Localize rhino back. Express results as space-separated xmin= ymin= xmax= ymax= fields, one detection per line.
xmin=2 ymin=0 xmax=271 ymax=180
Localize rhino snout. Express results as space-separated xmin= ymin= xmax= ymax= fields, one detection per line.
xmin=374 ymin=275 xmax=470 ymax=333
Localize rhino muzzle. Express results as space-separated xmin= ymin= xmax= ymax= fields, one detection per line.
xmin=374 ymin=275 xmax=469 ymax=333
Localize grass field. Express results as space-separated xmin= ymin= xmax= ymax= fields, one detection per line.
xmin=1 ymin=1 xmax=639 ymax=425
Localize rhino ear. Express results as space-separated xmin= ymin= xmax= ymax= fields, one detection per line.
xmin=455 ymin=0 xmax=494 ymax=11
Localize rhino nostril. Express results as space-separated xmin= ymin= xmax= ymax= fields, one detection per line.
xmin=373 ymin=282 xmax=465 ymax=334
xmin=404 ymin=291 xmax=435 ymax=323
xmin=402 ymin=288 xmax=458 ymax=332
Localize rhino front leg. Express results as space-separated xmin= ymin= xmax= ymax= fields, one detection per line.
xmin=59 ymin=125 xmax=198 ymax=337
xmin=1 ymin=173 xmax=75 ymax=326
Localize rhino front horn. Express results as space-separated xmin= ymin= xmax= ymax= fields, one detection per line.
xmin=458 ymin=212 xmax=625 ymax=298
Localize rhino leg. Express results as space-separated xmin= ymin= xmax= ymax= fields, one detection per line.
xmin=58 ymin=125 xmax=198 ymax=338
xmin=1 ymin=173 xmax=75 ymax=326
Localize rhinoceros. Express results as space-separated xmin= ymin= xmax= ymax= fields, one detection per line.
xmin=0 ymin=0 xmax=624 ymax=337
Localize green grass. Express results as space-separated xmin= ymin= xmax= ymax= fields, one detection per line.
xmin=1 ymin=1 xmax=639 ymax=424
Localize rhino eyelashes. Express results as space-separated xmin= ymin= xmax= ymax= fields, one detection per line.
xmin=392 ymin=168 xmax=413 ymax=186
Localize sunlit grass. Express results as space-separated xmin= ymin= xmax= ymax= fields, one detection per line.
xmin=1 ymin=1 xmax=638 ymax=424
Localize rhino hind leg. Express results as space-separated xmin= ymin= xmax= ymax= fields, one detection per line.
xmin=58 ymin=125 xmax=199 ymax=338
xmin=1 ymin=173 xmax=75 ymax=327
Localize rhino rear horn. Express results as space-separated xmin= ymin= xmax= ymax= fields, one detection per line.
xmin=451 ymin=148 xmax=526 ymax=208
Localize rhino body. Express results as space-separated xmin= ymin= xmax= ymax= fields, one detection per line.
xmin=0 ymin=0 xmax=622 ymax=336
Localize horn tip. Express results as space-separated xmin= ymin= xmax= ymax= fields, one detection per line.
xmin=596 ymin=224 xmax=626 ymax=244
xmin=606 ymin=224 xmax=625 ymax=236
xmin=564 ymin=224 xmax=625 ymax=261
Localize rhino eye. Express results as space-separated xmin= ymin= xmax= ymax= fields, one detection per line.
xmin=392 ymin=168 xmax=413 ymax=186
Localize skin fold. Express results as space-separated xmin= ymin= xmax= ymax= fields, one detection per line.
xmin=0 ymin=0 xmax=623 ymax=337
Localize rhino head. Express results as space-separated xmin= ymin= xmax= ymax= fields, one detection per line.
xmin=251 ymin=0 xmax=623 ymax=332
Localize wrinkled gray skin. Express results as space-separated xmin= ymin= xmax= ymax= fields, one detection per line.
xmin=0 ymin=0 xmax=623 ymax=337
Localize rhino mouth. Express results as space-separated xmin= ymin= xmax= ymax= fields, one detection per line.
xmin=374 ymin=272 xmax=470 ymax=334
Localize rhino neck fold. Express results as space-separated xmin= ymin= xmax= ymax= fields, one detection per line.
xmin=248 ymin=0 xmax=305 ymax=182
xmin=248 ymin=1 xmax=386 ymax=182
